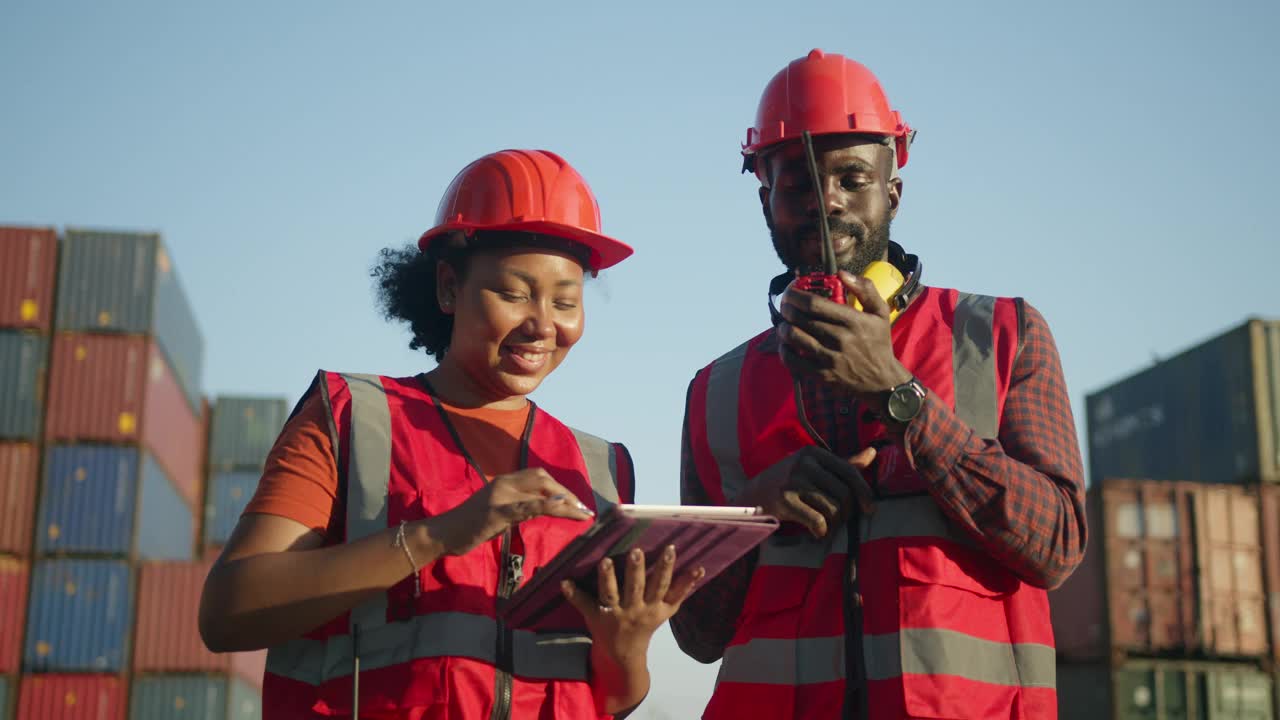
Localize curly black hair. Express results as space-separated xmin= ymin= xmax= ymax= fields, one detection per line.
xmin=372 ymin=231 xmax=591 ymax=362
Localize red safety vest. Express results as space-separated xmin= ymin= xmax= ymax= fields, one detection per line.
xmin=262 ymin=372 xmax=634 ymax=720
xmin=686 ymin=287 xmax=1057 ymax=720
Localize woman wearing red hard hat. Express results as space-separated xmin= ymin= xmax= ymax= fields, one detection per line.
xmin=200 ymin=149 xmax=703 ymax=719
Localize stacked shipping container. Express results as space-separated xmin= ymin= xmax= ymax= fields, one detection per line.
xmin=0 ymin=224 xmax=278 ymax=718
xmin=127 ymin=393 xmax=291 ymax=718
xmin=131 ymin=560 xmax=267 ymax=716
xmin=202 ymin=397 xmax=288 ymax=554
xmin=42 ymin=234 xmax=210 ymax=562
xmin=24 ymin=229 xmax=207 ymax=718
xmin=1054 ymin=318 xmax=1280 ymax=719
xmin=0 ymin=226 xmax=57 ymax=720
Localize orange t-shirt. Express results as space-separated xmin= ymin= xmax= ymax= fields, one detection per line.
xmin=243 ymin=387 xmax=533 ymax=536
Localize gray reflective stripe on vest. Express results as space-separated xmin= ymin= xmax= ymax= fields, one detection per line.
xmin=860 ymin=495 xmax=975 ymax=547
xmin=865 ymin=629 xmax=1055 ymax=688
xmin=717 ymin=629 xmax=1054 ymax=689
xmin=570 ymin=428 xmax=621 ymax=512
xmin=343 ymin=373 xmax=393 ymax=634
xmin=758 ymin=496 xmax=974 ymax=569
xmin=952 ymin=293 xmax=999 ymax=440
xmin=719 ymin=636 xmax=844 ymax=686
xmin=705 ymin=340 xmax=751 ymax=502
xmin=758 ymin=525 xmax=849 ymax=568
xmin=266 ymin=611 xmax=591 ymax=686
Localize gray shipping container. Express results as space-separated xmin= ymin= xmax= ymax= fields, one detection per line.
xmin=129 ymin=675 xmax=261 ymax=720
xmin=55 ymin=229 xmax=204 ymax=415
xmin=1058 ymin=659 xmax=1273 ymax=720
xmin=0 ymin=331 xmax=46 ymax=440
xmin=207 ymin=397 xmax=290 ymax=471
xmin=1087 ymin=318 xmax=1280 ymax=485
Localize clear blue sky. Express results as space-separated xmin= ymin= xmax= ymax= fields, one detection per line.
xmin=3 ymin=1 xmax=1277 ymax=715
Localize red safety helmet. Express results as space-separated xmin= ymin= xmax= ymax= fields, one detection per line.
xmin=419 ymin=149 xmax=633 ymax=271
xmin=743 ymin=49 xmax=913 ymax=178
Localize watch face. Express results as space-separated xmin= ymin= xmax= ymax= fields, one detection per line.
xmin=888 ymin=384 xmax=924 ymax=422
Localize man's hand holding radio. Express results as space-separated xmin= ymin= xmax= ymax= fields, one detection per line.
xmin=777 ymin=271 xmax=913 ymax=399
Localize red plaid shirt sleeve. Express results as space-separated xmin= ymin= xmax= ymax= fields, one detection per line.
xmin=905 ymin=301 xmax=1087 ymax=589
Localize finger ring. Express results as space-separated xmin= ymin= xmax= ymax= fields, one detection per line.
xmin=598 ymin=604 xmax=614 ymax=613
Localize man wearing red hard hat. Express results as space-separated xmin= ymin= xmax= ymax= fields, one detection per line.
xmin=670 ymin=50 xmax=1087 ymax=719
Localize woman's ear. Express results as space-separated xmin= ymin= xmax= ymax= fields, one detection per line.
xmin=436 ymin=260 xmax=457 ymax=314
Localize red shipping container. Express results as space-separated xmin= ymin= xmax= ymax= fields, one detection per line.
xmin=0 ymin=226 xmax=57 ymax=331
xmin=1051 ymin=479 xmax=1267 ymax=660
xmin=0 ymin=556 xmax=28 ymax=673
xmin=16 ymin=674 xmax=126 ymax=720
xmin=45 ymin=334 xmax=204 ymax=509
xmin=1262 ymin=485 xmax=1280 ymax=666
xmin=0 ymin=442 xmax=38 ymax=555
xmin=133 ymin=559 xmax=265 ymax=687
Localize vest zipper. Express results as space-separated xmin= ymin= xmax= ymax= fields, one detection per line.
xmin=420 ymin=379 xmax=538 ymax=720
xmin=490 ymin=529 xmax=523 ymax=720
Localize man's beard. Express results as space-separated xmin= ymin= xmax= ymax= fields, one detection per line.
xmin=770 ymin=212 xmax=892 ymax=276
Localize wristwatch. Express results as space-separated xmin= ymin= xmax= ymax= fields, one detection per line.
xmin=884 ymin=377 xmax=927 ymax=425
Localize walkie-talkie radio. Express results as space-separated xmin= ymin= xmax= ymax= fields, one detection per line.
xmin=790 ymin=130 xmax=845 ymax=304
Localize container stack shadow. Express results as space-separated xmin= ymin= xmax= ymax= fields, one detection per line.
xmin=0 ymin=225 xmax=288 ymax=720
xmin=1052 ymin=319 xmax=1280 ymax=720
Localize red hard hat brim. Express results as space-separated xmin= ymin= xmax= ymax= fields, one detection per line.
xmin=418 ymin=220 xmax=634 ymax=272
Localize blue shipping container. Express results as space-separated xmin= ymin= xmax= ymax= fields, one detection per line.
xmin=203 ymin=471 xmax=260 ymax=548
xmin=0 ymin=331 xmax=46 ymax=440
xmin=55 ymin=230 xmax=205 ymax=415
xmin=38 ymin=445 xmax=193 ymax=560
xmin=24 ymin=558 xmax=133 ymax=672
xmin=128 ymin=676 xmax=261 ymax=720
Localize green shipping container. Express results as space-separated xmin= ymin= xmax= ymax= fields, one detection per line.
xmin=129 ymin=676 xmax=260 ymax=720
xmin=1058 ymin=659 xmax=1273 ymax=720
xmin=227 ymin=678 xmax=261 ymax=720
xmin=0 ymin=676 xmax=10 ymax=720
xmin=207 ymin=397 xmax=290 ymax=471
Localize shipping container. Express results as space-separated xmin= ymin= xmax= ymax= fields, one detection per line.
xmin=1051 ymin=479 xmax=1267 ymax=661
xmin=24 ymin=559 xmax=133 ymax=672
xmin=0 ymin=558 xmax=28 ymax=674
xmin=207 ymin=397 xmax=289 ymax=472
xmin=0 ymin=676 xmax=9 ymax=720
xmin=1087 ymin=318 xmax=1280 ymax=485
xmin=0 ymin=443 xmax=38 ymax=556
xmin=45 ymin=334 xmax=205 ymax=508
xmin=0 ymin=332 xmax=46 ymax=441
xmin=128 ymin=676 xmax=261 ymax=720
xmin=1262 ymin=486 xmax=1280 ymax=667
xmin=133 ymin=561 xmax=264 ymax=685
xmin=202 ymin=471 xmax=259 ymax=549
xmin=36 ymin=446 xmax=193 ymax=560
xmin=54 ymin=229 xmax=204 ymax=413
xmin=0 ymin=226 xmax=57 ymax=332
xmin=16 ymin=674 xmax=125 ymax=720
xmin=1058 ymin=659 xmax=1273 ymax=720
